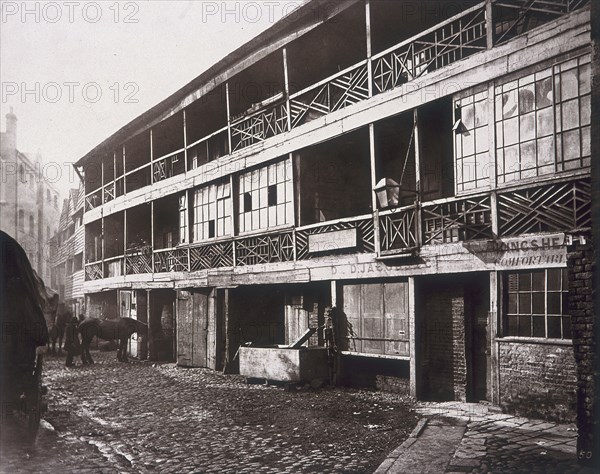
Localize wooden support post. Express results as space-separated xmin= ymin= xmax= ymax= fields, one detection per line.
xmin=283 ymin=48 xmax=292 ymax=132
xmin=489 ymin=271 xmax=500 ymax=405
xmin=413 ymin=109 xmax=423 ymax=247
xmin=101 ymin=156 xmax=104 ymax=203
xmin=123 ymin=208 xmax=127 ymax=270
xmin=101 ymin=216 xmax=105 ymax=277
xmin=408 ymin=276 xmax=417 ymax=398
xmin=365 ymin=0 xmax=373 ymax=98
xmin=122 ymin=145 xmax=127 ymax=195
xmin=368 ymin=124 xmax=381 ymax=255
xmin=331 ymin=281 xmax=337 ymax=307
xmin=149 ymin=129 xmax=154 ymax=185
xmin=485 ymin=0 xmax=494 ymax=49
xmin=183 ymin=109 xmax=188 ymax=174
xmin=150 ymin=200 xmax=155 ymax=273
xmin=225 ymin=82 xmax=233 ymax=154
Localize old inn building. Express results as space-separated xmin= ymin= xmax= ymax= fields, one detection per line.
xmin=76 ymin=0 xmax=594 ymax=441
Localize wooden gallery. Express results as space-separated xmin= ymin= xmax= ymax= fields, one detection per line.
xmin=76 ymin=0 xmax=594 ymax=431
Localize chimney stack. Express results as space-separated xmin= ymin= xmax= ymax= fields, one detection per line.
xmin=4 ymin=107 xmax=17 ymax=152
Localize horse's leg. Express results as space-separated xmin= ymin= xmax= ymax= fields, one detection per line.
xmin=120 ymin=338 xmax=128 ymax=362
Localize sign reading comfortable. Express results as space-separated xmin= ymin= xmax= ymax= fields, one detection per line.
xmin=463 ymin=233 xmax=567 ymax=268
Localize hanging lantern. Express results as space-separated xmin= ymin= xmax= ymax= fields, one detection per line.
xmin=374 ymin=178 xmax=400 ymax=209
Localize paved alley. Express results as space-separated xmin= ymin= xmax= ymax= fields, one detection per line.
xmin=0 ymin=351 xmax=417 ymax=473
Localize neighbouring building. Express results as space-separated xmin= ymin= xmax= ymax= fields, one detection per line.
xmin=75 ymin=0 xmax=595 ymax=455
xmin=49 ymin=182 xmax=85 ymax=317
xmin=0 ymin=108 xmax=61 ymax=283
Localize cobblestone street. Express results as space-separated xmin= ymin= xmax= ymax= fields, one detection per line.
xmin=0 ymin=352 xmax=418 ymax=473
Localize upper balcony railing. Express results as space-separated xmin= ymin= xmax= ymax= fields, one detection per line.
xmin=84 ymin=0 xmax=590 ymax=211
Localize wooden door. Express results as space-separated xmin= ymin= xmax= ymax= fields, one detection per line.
xmin=177 ymin=289 xmax=209 ymax=367
xmin=342 ymin=282 xmax=409 ymax=357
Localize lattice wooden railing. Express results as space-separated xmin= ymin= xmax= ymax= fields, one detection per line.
xmin=493 ymin=0 xmax=590 ymax=44
xmin=104 ymin=182 xmax=115 ymax=204
xmin=85 ymin=190 xmax=102 ymax=211
xmin=190 ymin=241 xmax=234 ymax=271
xmin=290 ymin=62 xmax=370 ymax=129
xmin=125 ymin=251 xmax=153 ymax=275
xmin=379 ymin=208 xmax=419 ymax=253
xmin=85 ymin=262 xmax=103 ymax=281
xmin=231 ymin=101 xmax=289 ymax=152
xmin=153 ymin=151 xmax=184 ymax=183
xmin=154 ymin=248 xmax=189 ymax=273
xmin=235 ymin=231 xmax=295 ymax=266
xmin=296 ymin=217 xmax=375 ymax=260
xmin=498 ymin=179 xmax=591 ymax=236
xmin=372 ymin=5 xmax=487 ymax=94
xmin=422 ymin=195 xmax=493 ymax=245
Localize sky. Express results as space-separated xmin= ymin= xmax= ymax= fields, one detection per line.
xmin=0 ymin=0 xmax=306 ymax=197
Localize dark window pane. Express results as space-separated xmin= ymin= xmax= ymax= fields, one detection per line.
xmin=519 ymin=315 xmax=532 ymax=337
xmin=508 ymin=293 xmax=517 ymax=313
xmin=547 ymin=316 xmax=561 ymax=339
xmin=268 ymin=184 xmax=277 ymax=207
xmin=562 ymin=268 xmax=568 ymax=288
xmin=532 ymin=271 xmax=545 ymax=291
xmin=562 ymin=292 xmax=570 ymax=315
xmin=547 ymin=293 xmax=561 ymax=314
xmin=507 ymin=316 xmax=519 ymax=336
xmin=519 ymin=294 xmax=531 ymax=314
xmin=519 ymin=273 xmax=531 ymax=291
xmin=208 ymin=220 xmax=215 ymax=239
xmin=547 ymin=269 xmax=562 ymax=290
xmin=244 ymin=192 xmax=252 ymax=212
xmin=562 ymin=316 xmax=572 ymax=339
xmin=533 ymin=316 xmax=545 ymax=337
xmin=532 ymin=293 xmax=545 ymax=314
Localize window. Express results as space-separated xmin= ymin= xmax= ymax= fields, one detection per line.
xmin=74 ymin=253 xmax=83 ymax=272
xmin=179 ymin=194 xmax=188 ymax=244
xmin=29 ymin=215 xmax=34 ymax=235
xmin=504 ymin=268 xmax=570 ymax=339
xmin=495 ymin=54 xmax=590 ymax=183
xmin=193 ymin=181 xmax=232 ymax=241
xmin=53 ymin=195 xmax=58 ymax=209
xmin=18 ymin=209 xmax=24 ymax=231
xmin=47 ymin=189 xmax=51 ymax=202
xmin=239 ymin=160 xmax=293 ymax=233
xmin=19 ymin=165 xmax=25 ymax=183
xmin=454 ymin=90 xmax=490 ymax=191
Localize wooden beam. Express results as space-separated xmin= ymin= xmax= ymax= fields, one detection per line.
xmin=365 ymin=0 xmax=373 ymax=97
xmin=368 ymin=124 xmax=381 ymax=256
xmin=183 ymin=110 xmax=188 ymax=174
xmin=408 ymin=276 xmax=417 ymax=398
xmin=489 ymin=271 xmax=500 ymax=405
xmin=225 ymin=82 xmax=233 ymax=154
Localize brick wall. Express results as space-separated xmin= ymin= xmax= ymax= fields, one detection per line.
xmin=498 ymin=342 xmax=577 ymax=422
xmin=567 ymin=237 xmax=596 ymax=458
xmin=421 ymin=286 xmax=467 ymax=401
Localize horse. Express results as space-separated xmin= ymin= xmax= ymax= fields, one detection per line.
xmin=48 ymin=303 xmax=68 ymax=354
xmin=78 ymin=317 xmax=148 ymax=364
xmin=30 ymin=270 xmax=60 ymax=353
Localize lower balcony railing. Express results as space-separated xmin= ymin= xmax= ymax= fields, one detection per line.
xmin=85 ymin=178 xmax=591 ymax=278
